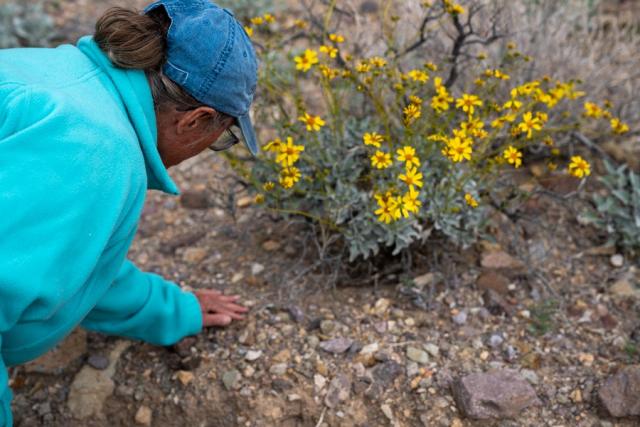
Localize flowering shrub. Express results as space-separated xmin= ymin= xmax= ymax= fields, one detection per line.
xmin=232 ymin=0 xmax=629 ymax=262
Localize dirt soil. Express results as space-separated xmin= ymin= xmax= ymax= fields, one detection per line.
xmin=6 ymin=1 xmax=640 ymax=426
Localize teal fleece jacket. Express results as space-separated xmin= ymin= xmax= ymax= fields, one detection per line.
xmin=0 ymin=37 xmax=203 ymax=426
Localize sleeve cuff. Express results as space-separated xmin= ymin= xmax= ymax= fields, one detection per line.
xmin=182 ymin=291 xmax=203 ymax=337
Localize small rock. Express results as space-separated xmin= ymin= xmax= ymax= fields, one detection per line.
xmin=134 ymin=405 xmax=152 ymax=426
xmin=598 ymin=365 xmax=640 ymax=417
xmin=372 ymin=361 xmax=403 ymax=387
xmin=272 ymin=349 xmax=291 ymax=363
xmin=324 ymin=374 xmax=351 ymax=408
xmin=320 ymin=320 xmax=337 ymax=334
xmin=231 ymin=272 xmax=244 ymax=284
xmin=262 ymin=240 xmax=281 ymax=251
xmin=488 ymin=334 xmax=504 ymax=348
xmin=314 ymin=374 xmax=327 ymax=391
xmin=381 ymin=403 xmax=394 ymax=420
xmin=269 ymin=363 xmax=288 ymax=376
xmin=87 ymin=354 xmax=109 ymax=370
xmin=243 ymin=366 xmax=255 ymax=378
xmin=288 ymin=305 xmax=305 ymax=323
xmin=360 ymin=343 xmax=380 ymax=355
xmin=272 ymin=378 xmax=293 ymax=393
xmin=423 ymin=343 xmax=440 ymax=358
xmin=452 ymin=370 xmax=541 ymax=419
xmin=182 ymin=247 xmax=208 ymax=264
xmin=176 ymin=370 xmax=194 ymax=386
xmin=413 ymin=273 xmax=436 ymax=289
xmin=520 ymin=369 xmax=539 ymax=385
xmin=236 ymin=195 xmax=253 ymax=208
xmin=250 ymin=263 xmax=265 ymax=276
xmin=319 ymin=337 xmax=353 ymax=354
xmin=180 ymin=190 xmax=210 ymax=209
xmin=373 ymin=298 xmax=392 ymax=316
xmin=610 ymin=254 xmax=624 ymax=268
xmin=245 ymin=350 xmax=262 ymax=361
xmin=222 ymin=370 xmax=242 ymax=390
xmin=306 ymin=335 xmax=320 ymax=348
xmin=406 ymin=347 xmax=429 ymax=364
xmin=610 ymin=278 xmax=638 ymax=298
xmin=452 ymin=311 xmax=467 ymax=325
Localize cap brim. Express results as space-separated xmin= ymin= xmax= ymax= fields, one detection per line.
xmin=237 ymin=112 xmax=259 ymax=156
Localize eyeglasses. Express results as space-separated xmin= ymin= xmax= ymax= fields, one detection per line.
xmin=208 ymin=125 xmax=241 ymax=151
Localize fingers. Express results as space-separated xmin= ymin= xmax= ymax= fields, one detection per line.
xmin=203 ymin=313 xmax=232 ymax=327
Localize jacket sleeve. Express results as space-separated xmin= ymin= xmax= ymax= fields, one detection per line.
xmin=81 ymin=260 xmax=203 ymax=346
xmin=0 ymin=337 xmax=12 ymax=427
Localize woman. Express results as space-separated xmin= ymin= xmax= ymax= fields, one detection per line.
xmin=0 ymin=1 xmax=255 ymax=424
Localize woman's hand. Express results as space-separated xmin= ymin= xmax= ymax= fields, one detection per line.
xmin=193 ymin=289 xmax=249 ymax=327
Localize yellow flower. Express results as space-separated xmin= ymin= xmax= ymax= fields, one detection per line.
xmin=329 ymin=33 xmax=345 ymax=43
xmin=319 ymin=64 xmax=340 ymax=80
xmin=409 ymin=95 xmax=423 ymax=105
xmin=446 ymin=137 xmax=472 ymax=162
xmin=255 ymin=194 xmax=265 ymax=204
xmin=250 ymin=16 xmax=264 ymax=25
xmin=399 ymin=166 xmax=424 ymax=189
xmin=403 ymin=104 xmax=421 ymax=124
xmin=263 ymin=138 xmax=283 ymax=152
xmin=461 ymin=118 xmax=485 ymax=138
xmin=244 ymin=26 xmax=253 ymax=37
xmin=370 ymin=56 xmax=387 ymax=68
xmin=503 ymin=99 xmax=522 ymax=112
xmin=424 ymin=61 xmax=438 ymax=71
xmin=408 ymin=69 xmax=429 ymax=83
xmin=294 ymin=19 xmax=308 ymax=29
xmin=503 ymin=146 xmax=523 ymax=168
xmin=371 ymin=151 xmax=392 ymax=169
xmin=568 ymin=155 xmax=591 ymax=178
xmin=356 ymin=61 xmax=371 ymax=73
xmin=276 ymin=137 xmax=304 ymax=167
xmin=431 ymin=87 xmax=453 ymax=113
xmin=279 ymin=166 xmax=301 ymax=188
xmin=294 ymin=49 xmax=319 ymax=72
xmin=518 ymin=112 xmax=543 ymax=139
xmin=434 ymin=76 xmax=444 ymax=90
xmin=611 ymin=118 xmax=630 ymax=134
xmin=464 ymin=193 xmax=479 ymax=208
xmin=263 ymin=13 xmax=275 ymax=23
xmin=543 ymin=136 xmax=554 ymax=147
xmin=400 ymin=187 xmax=421 ymax=217
xmin=363 ymin=132 xmax=384 ymax=148
xmin=507 ymin=41 xmax=516 ymax=50
xmin=375 ymin=194 xmax=399 ymax=224
xmin=493 ymin=70 xmax=510 ymax=80
xmin=583 ymin=102 xmax=603 ymax=118
xmin=298 ymin=113 xmax=325 ymax=132
xmin=455 ymin=93 xmax=483 ymax=115
xmin=397 ymin=146 xmax=421 ymax=168
xmin=319 ymin=45 xmax=338 ymax=58
xmin=263 ymin=182 xmax=275 ymax=191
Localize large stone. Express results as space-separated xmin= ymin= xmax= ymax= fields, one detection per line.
xmin=452 ymin=370 xmax=541 ymax=419
xmin=598 ymin=365 xmax=640 ymax=417
xmin=481 ymin=251 xmax=525 ymax=272
xmin=67 ymin=341 xmax=130 ymax=420
xmin=25 ymin=329 xmax=87 ymax=374
xmin=476 ymin=271 xmax=510 ymax=294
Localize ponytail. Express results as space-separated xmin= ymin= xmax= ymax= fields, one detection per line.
xmin=94 ymin=7 xmax=167 ymax=70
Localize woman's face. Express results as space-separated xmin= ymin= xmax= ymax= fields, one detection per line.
xmin=155 ymin=105 xmax=230 ymax=168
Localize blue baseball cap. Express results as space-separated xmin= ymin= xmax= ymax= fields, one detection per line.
xmin=144 ymin=0 xmax=259 ymax=155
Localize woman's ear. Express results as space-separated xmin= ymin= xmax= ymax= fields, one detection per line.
xmin=176 ymin=106 xmax=217 ymax=134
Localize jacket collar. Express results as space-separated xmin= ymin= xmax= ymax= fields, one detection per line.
xmin=77 ymin=36 xmax=180 ymax=195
